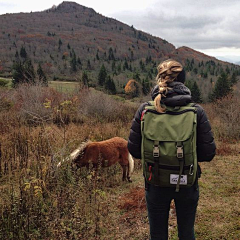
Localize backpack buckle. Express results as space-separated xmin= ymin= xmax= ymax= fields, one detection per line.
xmin=153 ymin=146 xmax=159 ymax=158
xmin=153 ymin=141 xmax=160 ymax=158
xmin=176 ymin=146 xmax=183 ymax=159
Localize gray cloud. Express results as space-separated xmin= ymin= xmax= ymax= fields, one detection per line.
xmin=113 ymin=0 xmax=240 ymax=50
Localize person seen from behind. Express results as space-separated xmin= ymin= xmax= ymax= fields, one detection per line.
xmin=128 ymin=59 xmax=216 ymax=240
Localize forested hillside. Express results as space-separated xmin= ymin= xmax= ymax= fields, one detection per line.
xmin=0 ymin=1 xmax=240 ymax=101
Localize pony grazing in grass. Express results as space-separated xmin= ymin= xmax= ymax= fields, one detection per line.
xmin=58 ymin=137 xmax=134 ymax=182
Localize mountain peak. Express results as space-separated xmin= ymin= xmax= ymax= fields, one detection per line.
xmin=47 ymin=1 xmax=96 ymax=14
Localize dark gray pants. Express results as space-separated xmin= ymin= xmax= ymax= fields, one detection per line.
xmin=145 ymin=182 xmax=199 ymax=240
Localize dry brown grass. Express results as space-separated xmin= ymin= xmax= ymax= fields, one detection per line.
xmin=203 ymin=95 xmax=240 ymax=141
xmin=196 ymin=154 xmax=240 ymax=239
xmin=0 ymin=84 xmax=239 ymax=239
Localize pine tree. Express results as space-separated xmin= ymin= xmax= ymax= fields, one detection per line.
xmin=108 ymin=47 xmax=115 ymax=61
xmin=117 ymin=63 xmax=121 ymax=74
xmin=20 ymin=46 xmax=27 ymax=59
xmin=111 ymin=61 xmax=116 ymax=71
xmin=70 ymin=50 xmax=77 ymax=72
xmin=105 ymin=76 xmax=116 ymax=94
xmin=185 ymin=80 xmax=202 ymax=103
xmin=230 ymin=72 xmax=238 ymax=85
xmin=96 ymin=51 xmax=100 ymax=60
xmin=98 ymin=65 xmax=107 ymax=86
xmin=12 ymin=60 xmax=35 ymax=87
xmin=211 ymin=72 xmax=232 ymax=101
xmin=24 ymin=59 xmax=35 ymax=84
xmin=82 ymin=71 xmax=89 ymax=86
xmin=142 ymin=78 xmax=151 ymax=95
xmin=123 ymin=60 xmax=128 ymax=70
xmin=133 ymin=72 xmax=141 ymax=82
xmin=37 ymin=63 xmax=48 ymax=86
xmin=191 ymin=81 xmax=202 ymax=103
xmin=12 ymin=62 xmax=24 ymax=87
xmin=15 ymin=50 xmax=19 ymax=59
xmin=77 ymin=57 xmax=81 ymax=66
xmin=58 ymin=39 xmax=62 ymax=51
xmin=139 ymin=60 xmax=145 ymax=71
xmin=87 ymin=60 xmax=91 ymax=70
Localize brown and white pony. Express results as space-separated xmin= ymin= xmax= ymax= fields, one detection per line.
xmin=58 ymin=137 xmax=134 ymax=182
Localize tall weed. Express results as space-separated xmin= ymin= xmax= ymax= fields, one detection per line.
xmin=208 ymin=95 xmax=240 ymax=140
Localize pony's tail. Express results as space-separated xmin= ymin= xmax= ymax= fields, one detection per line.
xmin=57 ymin=148 xmax=81 ymax=168
xmin=128 ymin=153 xmax=134 ymax=176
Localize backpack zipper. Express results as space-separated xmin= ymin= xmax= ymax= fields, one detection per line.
xmin=147 ymin=163 xmax=193 ymax=171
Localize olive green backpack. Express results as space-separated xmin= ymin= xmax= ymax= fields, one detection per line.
xmin=141 ymin=101 xmax=197 ymax=192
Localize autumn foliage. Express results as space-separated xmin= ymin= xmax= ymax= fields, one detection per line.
xmin=124 ymin=79 xmax=141 ymax=98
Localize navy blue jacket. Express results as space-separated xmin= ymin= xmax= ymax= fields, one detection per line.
xmin=127 ymin=82 xmax=216 ymax=176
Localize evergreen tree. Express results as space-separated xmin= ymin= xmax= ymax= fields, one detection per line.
xmin=108 ymin=47 xmax=115 ymax=61
xmin=185 ymin=80 xmax=202 ymax=103
xmin=193 ymin=68 xmax=198 ymax=74
xmin=58 ymin=39 xmax=62 ymax=50
xmin=139 ymin=60 xmax=146 ymax=71
xmin=82 ymin=71 xmax=89 ymax=86
xmin=230 ymin=72 xmax=238 ymax=85
xmin=117 ymin=63 xmax=121 ymax=73
xmin=123 ymin=60 xmax=128 ymax=70
xmin=191 ymin=81 xmax=202 ymax=103
xmin=131 ymin=50 xmax=134 ymax=60
xmin=111 ymin=61 xmax=116 ymax=71
xmin=15 ymin=50 xmax=19 ymax=59
xmin=24 ymin=59 xmax=35 ymax=84
xmin=20 ymin=46 xmax=27 ymax=59
xmin=70 ymin=50 xmax=77 ymax=72
xmin=98 ymin=64 xmax=107 ymax=86
xmin=211 ymin=72 xmax=231 ymax=101
xmin=105 ymin=76 xmax=116 ymax=94
xmin=77 ymin=57 xmax=82 ymax=66
xmin=129 ymin=64 xmax=132 ymax=72
xmin=87 ymin=60 xmax=91 ymax=70
xmin=142 ymin=78 xmax=151 ymax=95
xmin=146 ymin=56 xmax=152 ymax=64
xmin=96 ymin=51 xmax=100 ymax=60
xmin=133 ymin=72 xmax=141 ymax=82
xmin=185 ymin=80 xmax=193 ymax=90
xmin=12 ymin=60 xmax=35 ymax=87
xmin=37 ymin=63 xmax=48 ymax=86
xmin=12 ymin=62 xmax=24 ymax=87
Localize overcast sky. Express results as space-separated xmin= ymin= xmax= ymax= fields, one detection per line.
xmin=1 ymin=0 xmax=240 ymax=63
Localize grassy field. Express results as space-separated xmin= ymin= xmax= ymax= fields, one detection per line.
xmin=0 ymin=78 xmax=80 ymax=92
xmin=0 ymin=131 xmax=239 ymax=239
xmin=103 ymin=147 xmax=240 ymax=240
xmin=48 ymin=81 xmax=80 ymax=93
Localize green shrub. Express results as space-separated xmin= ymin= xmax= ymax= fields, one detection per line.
xmin=0 ymin=79 xmax=9 ymax=87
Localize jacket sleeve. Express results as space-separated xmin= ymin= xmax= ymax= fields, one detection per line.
xmin=196 ymin=104 xmax=216 ymax=162
xmin=127 ymin=103 xmax=148 ymax=159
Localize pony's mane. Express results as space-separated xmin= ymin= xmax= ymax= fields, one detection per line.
xmin=57 ymin=140 xmax=91 ymax=168
xmin=70 ymin=140 xmax=91 ymax=160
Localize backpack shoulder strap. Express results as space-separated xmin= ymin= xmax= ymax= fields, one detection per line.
xmin=144 ymin=101 xmax=156 ymax=110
